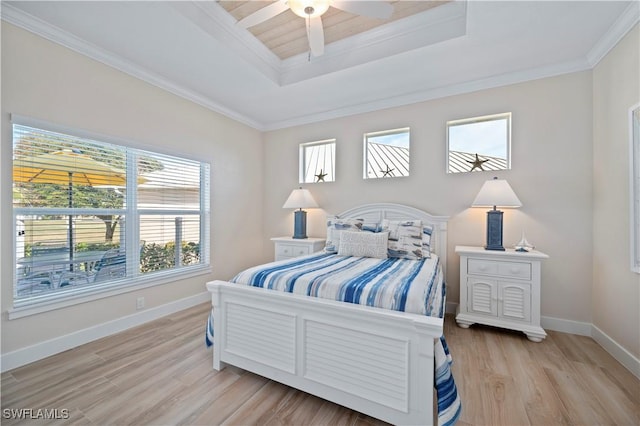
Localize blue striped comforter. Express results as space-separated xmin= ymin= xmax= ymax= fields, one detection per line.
xmin=206 ymin=252 xmax=460 ymax=426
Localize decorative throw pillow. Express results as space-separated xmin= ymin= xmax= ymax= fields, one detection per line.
xmin=338 ymin=231 xmax=389 ymax=259
xmin=421 ymin=224 xmax=433 ymax=259
xmin=324 ymin=216 xmax=364 ymax=253
xmin=362 ymin=222 xmax=383 ymax=233
xmin=382 ymin=219 xmax=424 ymax=260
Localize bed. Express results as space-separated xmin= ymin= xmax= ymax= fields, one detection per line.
xmin=205 ymin=203 xmax=460 ymax=426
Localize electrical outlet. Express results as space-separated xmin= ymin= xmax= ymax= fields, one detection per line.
xmin=136 ymin=297 xmax=145 ymax=310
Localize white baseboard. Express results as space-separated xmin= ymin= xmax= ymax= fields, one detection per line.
xmin=591 ymin=324 xmax=640 ymax=379
xmin=450 ymin=307 xmax=639 ymax=379
xmin=541 ymin=315 xmax=592 ymax=336
xmin=4 ymin=297 xmax=639 ymax=381
xmin=1 ymin=291 xmax=210 ymax=373
xmin=541 ymin=316 xmax=640 ymax=378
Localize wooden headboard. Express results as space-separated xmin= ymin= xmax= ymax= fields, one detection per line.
xmin=338 ymin=203 xmax=449 ymax=278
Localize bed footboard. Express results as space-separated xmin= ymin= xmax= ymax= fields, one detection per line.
xmin=206 ymin=280 xmax=443 ymax=426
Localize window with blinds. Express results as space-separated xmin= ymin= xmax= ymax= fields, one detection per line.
xmin=12 ymin=116 xmax=210 ymax=307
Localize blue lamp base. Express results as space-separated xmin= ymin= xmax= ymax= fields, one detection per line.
xmin=292 ymin=209 xmax=308 ymax=239
xmin=485 ymin=209 xmax=505 ymax=251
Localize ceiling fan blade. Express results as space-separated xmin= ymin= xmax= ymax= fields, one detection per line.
xmin=330 ymin=0 xmax=393 ymax=19
xmin=308 ymin=16 xmax=325 ymax=57
xmin=237 ymin=0 xmax=289 ymax=28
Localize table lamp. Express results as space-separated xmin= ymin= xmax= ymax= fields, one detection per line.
xmin=283 ymin=188 xmax=318 ymax=239
xmin=472 ymin=177 xmax=522 ymax=250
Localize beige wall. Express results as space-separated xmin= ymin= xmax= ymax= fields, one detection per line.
xmin=264 ymin=71 xmax=595 ymax=324
xmin=592 ymin=24 xmax=640 ymax=359
xmin=1 ymin=24 xmax=264 ymax=353
xmin=3 ymin=17 xmax=637 ymax=365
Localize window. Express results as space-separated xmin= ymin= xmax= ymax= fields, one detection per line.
xmin=447 ymin=113 xmax=511 ymax=173
xmin=12 ymin=116 xmax=210 ymax=308
xmin=364 ymin=128 xmax=410 ymax=179
xmin=300 ymin=139 xmax=335 ymax=183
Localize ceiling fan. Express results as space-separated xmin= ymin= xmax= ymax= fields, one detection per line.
xmin=237 ymin=0 xmax=394 ymax=57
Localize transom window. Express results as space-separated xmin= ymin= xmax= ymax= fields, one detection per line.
xmin=300 ymin=139 xmax=336 ymax=183
xmin=447 ymin=113 xmax=511 ymax=173
xmin=12 ymin=116 xmax=210 ymax=309
xmin=363 ymin=128 xmax=410 ymax=179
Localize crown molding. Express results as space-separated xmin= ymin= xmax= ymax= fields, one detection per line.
xmin=0 ymin=2 xmax=263 ymax=130
xmin=264 ymin=58 xmax=592 ymax=131
xmin=587 ymin=1 xmax=639 ymax=67
xmin=279 ymin=1 xmax=468 ymax=85
xmin=1 ymin=1 xmax=634 ymax=133
xmin=168 ymin=1 xmax=282 ymax=85
xmin=190 ymin=0 xmax=467 ymax=86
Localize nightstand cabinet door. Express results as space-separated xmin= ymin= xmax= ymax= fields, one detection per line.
xmin=499 ymin=281 xmax=531 ymax=322
xmin=467 ymin=279 xmax=531 ymax=321
xmin=467 ymin=278 xmax=498 ymax=316
xmin=456 ymin=245 xmax=547 ymax=342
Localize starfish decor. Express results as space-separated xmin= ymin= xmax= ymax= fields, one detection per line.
xmin=381 ymin=164 xmax=395 ymax=177
xmin=315 ymin=169 xmax=327 ymax=182
xmin=467 ymin=153 xmax=490 ymax=171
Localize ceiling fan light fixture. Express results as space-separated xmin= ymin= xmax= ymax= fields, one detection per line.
xmin=288 ymin=0 xmax=330 ymax=18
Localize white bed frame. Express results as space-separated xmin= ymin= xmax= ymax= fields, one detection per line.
xmin=206 ymin=203 xmax=449 ymax=425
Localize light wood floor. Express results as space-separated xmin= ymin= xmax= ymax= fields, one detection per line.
xmin=2 ymin=302 xmax=638 ymax=425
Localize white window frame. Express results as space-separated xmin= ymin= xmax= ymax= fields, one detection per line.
xmin=10 ymin=114 xmax=211 ymax=318
xmin=446 ymin=112 xmax=512 ymax=174
xmin=363 ymin=127 xmax=410 ymax=179
xmin=299 ymin=139 xmax=336 ymax=183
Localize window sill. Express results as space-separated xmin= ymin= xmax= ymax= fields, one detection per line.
xmin=8 ymin=265 xmax=211 ymax=320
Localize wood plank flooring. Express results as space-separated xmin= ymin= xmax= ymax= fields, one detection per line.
xmin=2 ymin=303 xmax=638 ymax=425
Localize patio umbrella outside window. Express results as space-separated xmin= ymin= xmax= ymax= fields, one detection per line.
xmin=13 ymin=149 xmax=131 ymax=270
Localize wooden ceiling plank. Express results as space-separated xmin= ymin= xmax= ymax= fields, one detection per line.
xmin=218 ymin=1 xmax=452 ymax=60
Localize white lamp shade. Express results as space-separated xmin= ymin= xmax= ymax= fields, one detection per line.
xmin=472 ymin=178 xmax=522 ymax=208
xmin=283 ymin=188 xmax=319 ymax=209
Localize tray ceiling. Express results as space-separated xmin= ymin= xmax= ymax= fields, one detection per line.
xmin=218 ymin=1 xmax=449 ymax=59
xmin=2 ymin=1 xmax=638 ymax=131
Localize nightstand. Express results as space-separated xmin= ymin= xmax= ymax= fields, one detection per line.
xmin=271 ymin=237 xmax=326 ymax=261
xmin=455 ymin=245 xmax=549 ymax=342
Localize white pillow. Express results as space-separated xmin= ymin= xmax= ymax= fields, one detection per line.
xmin=338 ymin=231 xmax=389 ymax=259
xmin=324 ymin=216 xmax=364 ymax=253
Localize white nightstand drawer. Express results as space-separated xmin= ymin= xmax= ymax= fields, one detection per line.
xmin=272 ymin=237 xmax=326 ymax=261
xmin=498 ymin=262 xmax=531 ymax=280
xmin=468 ymin=259 xmax=531 ymax=280
xmin=277 ymin=244 xmax=311 ymax=258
